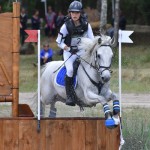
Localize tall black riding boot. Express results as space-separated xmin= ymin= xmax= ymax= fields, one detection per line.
xmin=65 ymin=75 xmax=76 ymax=106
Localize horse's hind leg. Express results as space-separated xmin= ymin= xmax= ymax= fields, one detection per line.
xmin=40 ymin=101 xmax=45 ymax=117
xmin=49 ymin=99 xmax=57 ymax=118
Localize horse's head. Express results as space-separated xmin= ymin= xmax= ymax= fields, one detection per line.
xmin=79 ymin=35 xmax=114 ymax=83
xmin=95 ymin=35 xmax=114 ymax=82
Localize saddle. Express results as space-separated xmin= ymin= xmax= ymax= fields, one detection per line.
xmin=55 ymin=59 xmax=80 ymax=88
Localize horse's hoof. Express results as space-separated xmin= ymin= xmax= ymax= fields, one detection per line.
xmin=66 ymin=102 xmax=76 ymax=106
xmin=49 ymin=114 xmax=56 ymax=118
xmin=112 ymin=116 xmax=120 ymax=125
xmin=105 ymin=118 xmax=116 ymax=129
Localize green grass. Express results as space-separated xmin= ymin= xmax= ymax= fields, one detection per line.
xmin=19 ymin=54 xmax=37 ymax=92
xmin=112 ymin=45 xmax=150 ymax=69
xmin=110 ymin=68 xmax=150 ymax=93
xmin=110 ymin=44 xmax=150 ymax=93
xmin=122 ymin=108 xmax=150 ymax=150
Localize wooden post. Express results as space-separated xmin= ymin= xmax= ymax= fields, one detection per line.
xmin=12 ymin=2 xmax=20 ymax=117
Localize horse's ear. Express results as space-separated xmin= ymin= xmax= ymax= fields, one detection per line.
xmin=109 ymin=36 xmax=116 ymax=47
xmin=100 ymin=27 xmax=107 ymax=35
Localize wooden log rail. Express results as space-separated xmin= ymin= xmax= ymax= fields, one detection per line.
xmin=0 ymin=95 xmax=12 ymax=102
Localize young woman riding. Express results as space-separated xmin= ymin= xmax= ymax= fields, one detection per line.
xmin=56 ymin=1 xmax=94 ymax=106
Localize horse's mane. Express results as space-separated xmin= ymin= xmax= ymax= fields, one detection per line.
xmin=78 ymin=35 xmax=112 ymax=65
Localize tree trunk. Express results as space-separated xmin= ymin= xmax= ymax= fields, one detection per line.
xmin=113 ymin=0 xmax=120 ymax=47
xmin=97 ymin=0 xmax=101 ymax=13
xmin=100 ymin=0 xmax=107 ymax=32
xmin=112 ymin=0 xmax=115 ymax=19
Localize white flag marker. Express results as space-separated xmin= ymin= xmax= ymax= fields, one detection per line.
xmin=118 ymin=30 xmax=134 ymax=117
xmin=118 ymin=30 xmax=133 ymax=43
xmin=118 ymin=30 xmax=134 ymax=148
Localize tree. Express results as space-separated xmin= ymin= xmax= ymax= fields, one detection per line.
xmin=100 ymin=0 xmax=107 ymax=31
xmin=113 ymin=0 xmax=120 ymax=47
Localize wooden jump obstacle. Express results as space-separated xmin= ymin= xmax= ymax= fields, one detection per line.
xmin=0 ymin=2 xmax=120 ymax=150
xmin=0 ymin=118 xmax=120 ymax=150
xmin=0 ymin=2 xmax=33 ymax=117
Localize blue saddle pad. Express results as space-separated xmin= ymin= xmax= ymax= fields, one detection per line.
xmin=56 ymin=66 xmax=77 ymax=88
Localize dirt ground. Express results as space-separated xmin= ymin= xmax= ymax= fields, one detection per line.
xmin=0 ymin=93 xmax=149 ymax=117
xmin=19 ymin=92 xmax=150 ymax=107
xmin=19 ymin=92 xmax=150 ymax=117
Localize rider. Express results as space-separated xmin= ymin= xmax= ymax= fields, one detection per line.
xmin=56 ymin=1 xmax=94 ymax=106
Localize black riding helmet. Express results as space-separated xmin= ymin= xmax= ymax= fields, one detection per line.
xmin=68 ymin=1 xmax=82 ymax=12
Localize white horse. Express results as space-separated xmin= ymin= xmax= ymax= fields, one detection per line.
xmin=40 ymin=35 xmax=120 ymax=128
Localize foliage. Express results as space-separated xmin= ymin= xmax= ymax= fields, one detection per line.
xmin=0 ymin=0 xmax=12 ymax=12
xmin=120 ymin=0 xmax=150 ymax=25
xmin=1 ymin=0 xmax=150 ymax=25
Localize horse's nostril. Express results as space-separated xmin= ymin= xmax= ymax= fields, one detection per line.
xmin=102 ymin=76 xmax=110 ymax=82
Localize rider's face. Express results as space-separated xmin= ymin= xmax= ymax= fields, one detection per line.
xmin=70 ymin=11 xmax=81 ymax=21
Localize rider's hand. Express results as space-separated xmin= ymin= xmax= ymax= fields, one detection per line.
xmin=70 ymin=46 xmax=78 ymax=54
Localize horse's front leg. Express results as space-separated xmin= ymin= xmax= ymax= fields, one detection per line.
xmin=110 ymin=92 xmax=120 ymax=125
xmin=86 ymin=90 xmax=115 ymax=128
xmin=105 ymin=91 xmax=120 ymax=125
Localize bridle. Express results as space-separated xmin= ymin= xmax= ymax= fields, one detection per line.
xmin=94 ymin=44 xmax=113 ymax=75
xmin=78 ymin=44 xmax=113 ymax=94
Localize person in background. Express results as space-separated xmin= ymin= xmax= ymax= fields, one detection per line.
xmin=107 ymin=10 xmax=127 ymax=38
xmin=56 ymin=10 xmax=65 ymax=31
xmin=56 ymin=1 xmax=94 ymax=106
xmin=119 ymin=10 xmax=127 ymax=30
xmin=31 ymin=9 xmax=41 ymax=30
xmin=20 ymin=7 xmax=28 ymax=45
xmin=40 ymin=42 xmax=53 ymax=66
xmin=44 ymin=6 xmax=57 ymax=37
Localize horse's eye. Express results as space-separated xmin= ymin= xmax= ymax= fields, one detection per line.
xmin=97 ymin=54 xmax=101 ymax=59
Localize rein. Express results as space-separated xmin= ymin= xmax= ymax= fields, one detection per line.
xmin=75 ymin=53 xmax=99 ymax=71
xmin=81 ymin=63 xmax=103 ymax=94
xmin=76 ymin=44 xmax=113 ymax=94
xmin=76 ymin=45 xmax=112 ymax=74
xmin=75 ymin=53 xmax=104 ymax=94
xmin=53 ymin=53 xmax=73 ymax=73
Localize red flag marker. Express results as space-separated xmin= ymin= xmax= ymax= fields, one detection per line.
xmin=25 ymin=30 xmax=38 ymax=42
